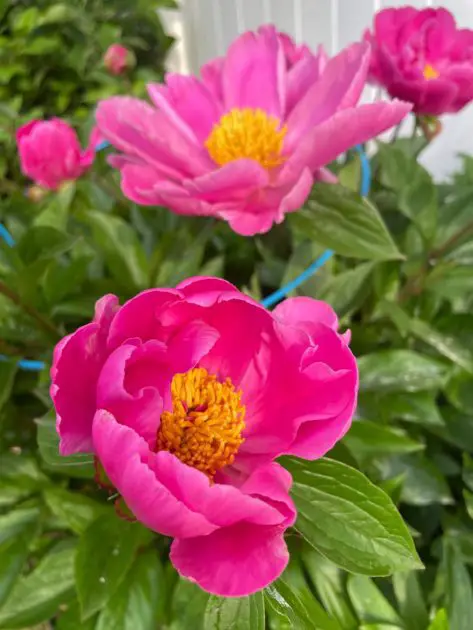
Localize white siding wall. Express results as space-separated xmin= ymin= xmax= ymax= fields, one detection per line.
xmin=162 ymin=1 xmax=473 ymax=180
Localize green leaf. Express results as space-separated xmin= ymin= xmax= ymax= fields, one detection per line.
xmin=445 ymin=542 xmax=473 ymax=630
xmin=344 ymin=419 xmax=423 ymax=463
xmin=0 ymin=540 xmax=76 ymax=629
xmin=75 ymin=513 xmax=152 ymax=619
xmin=463 ymin=454 xmax=473 ymax=492
xmin=82 ymin=210 xmax=148 ymax=292
xmin=444 ymin=370 xmax=473 ymax=415
xmin=96 ymin=550 xmax=166 ymax=630
xmin=0 ymin=507 xmax=39 ymax=546
xmin=36 ymin=413 xmax=94 ymax=478
xmin=303 ymin=550 xmax=358 ymax=630
xmin=170 ymin=579 xmax=208 ymax=630
xmin=204 ymin=592 xmax=265 ymax=630
xmin=264 ymin=577 xmax=340 ymax=630
xmin=377 ymin=455 xmax=453 ymax=506
xmin=318 ymin=262 xmax=375 ymax=317
xmin=426 ymin=264 xmax=473 ymax=302
xmin=0 ymin=534 xmax=33 ymax=608
xmin=56 ymin=600 xmax=97 ymax=630
xmin=392 ymin=572 xmax=429 ymax=630
xmin=378 ymin=144 xmax=438 ymax=241
xmin=0 ymin=361 xmax=17 ymax=413
xmin=44 ymin=487 xmax=107 ymax=534
xmin=359 ymin=350 xmax=449 ymax=393
xmin=428 ymin=609 xmax=448 ymax=630
xmin=291 ymin=184 xmax=402 ymax=261
xmin=283 ymin=457 xmax=422 ymax=575
xmin=0 ymin=453 xmax=49 ymax=490
xmin=347 ymin=575 xmax=401 ymax=626
xmin=409 ymin=319 xmax=473 ymax=373
xmin=358 ymin=391 xmax=444 ymax=427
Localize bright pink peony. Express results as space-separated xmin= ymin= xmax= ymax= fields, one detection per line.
xmin=104 ymin=44 xmax=133 ymax=76
xmin=95 ymin=26 xmax=411 ymax=236
xmin=365 ymin=7 xmax=473 ymax=116
xmin=16 ymin=120 xmax=101 ymax=190
xmin=50 ymin=277 xmax=358 ymax=596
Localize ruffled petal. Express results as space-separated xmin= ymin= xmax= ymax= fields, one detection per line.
xmin=92 ymin=411 xmax=217 ymax=538
xmin=51 ymin=295 xmax=119 ymax=455
xmin=170 ymin=522 xmax=289 ymax=597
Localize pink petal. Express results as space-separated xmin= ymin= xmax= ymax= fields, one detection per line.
xmin=171 ymin=522 xmax=289 ymax=596
xmin=390 ymin=77 xmax=457 ymax=116
xmin=152 ymin=452 xmax=287 ymax=528
xmin=51 ymin=295 xmax=119 ymax=455
xmin=223 ymin=28 xmax=286 ymax=118
xmin=201 ymin=57 xmax=224 ymax=102
xmin=184 ymin=159 xmax=269 ymax=202
xmin=286 ymin=51 xmax=326 ymax=114
xmin=107 ymin=288 xmax=182 ymax=350
xmin=273 ymin=297 xmax=339 ymax=334
xmin=286 ymin=100 xmax=411 ymax=174
xmin=92 ymin=411 xmax=217 ymax=538
xmin=96 ymin=97 xmax=213 ymax=179
xmin=285 ymin=42 xmax=371 ymax=149
xmin=148 ymin=74 xmax=222 ymax=144
xmin=176 ymin=277 xmax=242 ymax=306
xmin=373 ymin=7 xmax=418 ymax=53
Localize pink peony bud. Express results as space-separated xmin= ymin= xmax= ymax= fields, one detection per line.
xmin=16 ymin=119 xmax=99 ymax=190
xmin=104 ymin=44 xmax=134 ymax=76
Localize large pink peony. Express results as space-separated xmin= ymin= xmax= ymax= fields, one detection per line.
xmin=16 ymin=119 xmax=100 ymax=190
xmin=365 ymin=7 xmax=473 ymax=116
xmin=50 ymin=277 xmax=358 ymax=596
xmin=95 ymin=26 xmax=410 ymax=236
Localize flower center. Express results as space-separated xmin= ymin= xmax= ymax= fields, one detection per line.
xmin=423 ymin=64 xmax=439 ymax=80
xmin=157 ymin=367 xmax=245 ymax=478
xmin=205 ymin=107 xmax=287 ymax=169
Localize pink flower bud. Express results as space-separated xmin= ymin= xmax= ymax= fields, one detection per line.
xmin=104 ymin=44 xmax=134 ymax=76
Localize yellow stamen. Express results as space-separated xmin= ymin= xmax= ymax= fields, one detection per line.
xmin=423 ymin=64 xmax=440 ymax=80
xmin=205 ymin=107 xmax=287 ymax=169
xmin=157 ymin=368 xmax=245 ymax=478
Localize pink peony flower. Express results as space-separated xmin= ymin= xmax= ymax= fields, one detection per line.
xmin=95 ymin=26 xmax=411 ymax=236
xmin=104 ymin=44 xmax=133 ymax=76
xmin=16 ymin=120 xmax=101 ymax=190
xmin=50 ymin=277 xmax=358 ymax=596
xmin=365 ymin=7 xmax=473 ymax=116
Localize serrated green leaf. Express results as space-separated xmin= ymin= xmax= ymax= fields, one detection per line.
xmin=204 ymin=592 xmax=265 ymax=630
xmin=283 ymin=457 xmax=422 ymax=575
xmin=291 ymin=184 xmax=402 ymax=261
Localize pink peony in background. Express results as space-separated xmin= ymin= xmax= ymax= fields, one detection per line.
xmin=16 ymin=120 xmax=101 ymax=190
xmin=50 ymin=277 xmax=358 ymax=596
xmin=104 ymin=44 xmax=133 ymax=76
xmin=96 ymin=26 xmax=411 ymax=236
xmin=365 ymin=7 xmax=473 ymax=116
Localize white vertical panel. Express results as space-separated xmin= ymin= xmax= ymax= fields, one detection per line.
xmin=239 ymin=0 xmax=266 ymax=30
xmin=218 ymin=0 xmax=240 ymax=50
xmin=299 ymin=0 xmax=333 ymax=54
xmin=441 ymin=0 xmax=473 ymax=26
xmin=381 ymin=0 xmax=426 ymax=7
xmin=338 ymin=0 xmax=373 ymax=49
xmin=268 ymin=0 xmax=295 ymax=35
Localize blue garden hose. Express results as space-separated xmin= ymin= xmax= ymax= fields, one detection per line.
xmin=0 ymin=142 xmax=371 ymax=370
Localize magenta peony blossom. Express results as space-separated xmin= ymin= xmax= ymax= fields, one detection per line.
xmin=365 ymin=7 xmax=473 ymax=116
xmin=95 ymin=26 xmax=411 ymax=236
xmin=50 ymin=277 xmax=358 ymax=596
xmin=104 ymin=44 xmax=133 ymax=76
xmin=16 ymin=120 xmax=101 ymax=190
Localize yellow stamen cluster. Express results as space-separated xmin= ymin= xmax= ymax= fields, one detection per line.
xmin=157 ymin=368 xmax=245 ymax=478
xmin=423 ymin=64 xmax=440 ymax=80
xmin=205 ymin=107 xmax=287 ymax=169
